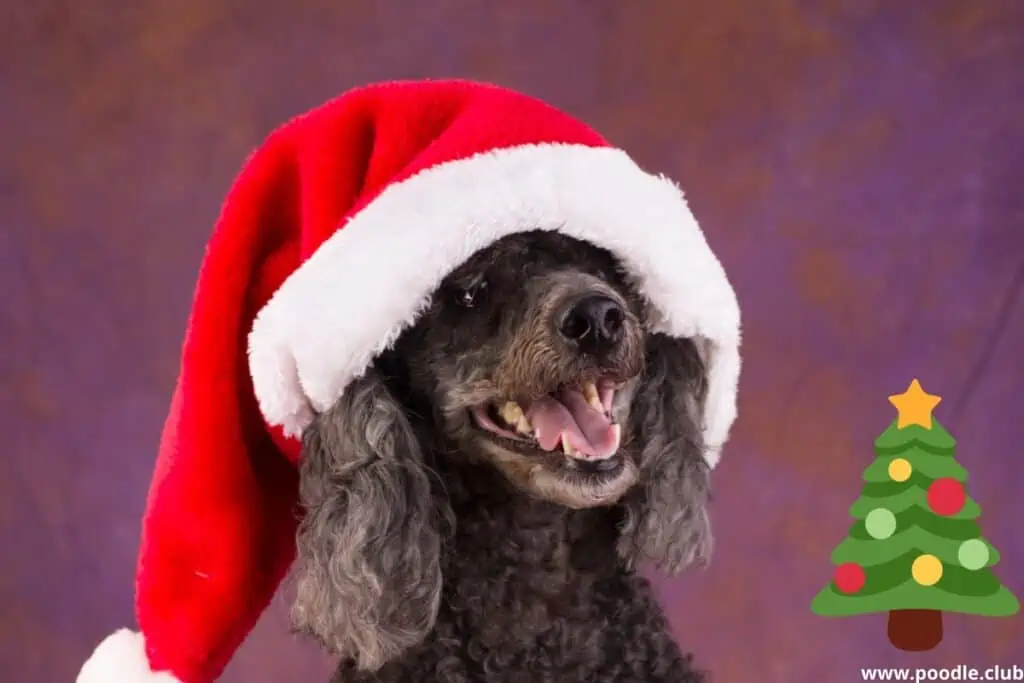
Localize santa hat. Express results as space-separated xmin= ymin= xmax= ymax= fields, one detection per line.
xmin=77 ymin=79 xmax=741 ymax=683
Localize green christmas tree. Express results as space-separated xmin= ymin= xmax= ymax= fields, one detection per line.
xmin=811 ymin=379 xmax=1019 ymax=651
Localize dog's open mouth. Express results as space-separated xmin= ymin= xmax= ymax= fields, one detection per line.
xmin=470 ymin=380 xmax=622 ymax=467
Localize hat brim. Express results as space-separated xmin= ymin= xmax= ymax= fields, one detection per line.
xmin=247 ymin=143 xmax=740 ymax=465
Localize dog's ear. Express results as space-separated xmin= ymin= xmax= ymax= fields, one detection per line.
xmin=291 ymin=368 xmax=448 ymax=671
xmin=618 ymin=333 xmax=713 ymax=574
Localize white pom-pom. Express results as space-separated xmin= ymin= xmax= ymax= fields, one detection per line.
xmin=77 ymin=629 xmax=182 ymax=683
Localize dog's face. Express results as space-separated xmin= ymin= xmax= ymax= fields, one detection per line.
xmin=385 ymin=231 xmax=653 ymax=508
xmin=293 ymin=230 xmax=713 ymax=671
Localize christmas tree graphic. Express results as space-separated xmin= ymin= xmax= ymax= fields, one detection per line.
xmin=811 ymin=379 xmax=1019 ymax=651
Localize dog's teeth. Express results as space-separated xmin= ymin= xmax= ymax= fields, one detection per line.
xmin=497 ymin=400 xmax=533 ymax=436
xmin=499 ymin=401 xmax=524 ymax=427
xmin=515 ymin=414 xmax=532 ymax=436
xmin=583 ymin=382 xmax=602 ymax=411
xmin=561 ymin=434 xmax=577 ymax=456
xmin=609 ymin=423 xmax=622 ymax=452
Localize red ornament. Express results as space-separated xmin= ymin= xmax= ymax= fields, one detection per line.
xmin=927 ymin=478 xmax=966 ymax=516
xmin=834 ymin=563 xmax=866 ymax=594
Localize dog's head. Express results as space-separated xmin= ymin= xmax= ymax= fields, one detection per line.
xmin=392 ymin=230 xmax=650 ymax=506
xmin=292 ymin=231 xmax=713 ymax=669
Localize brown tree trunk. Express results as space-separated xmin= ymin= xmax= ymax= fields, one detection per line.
xmin=887 ymin=610 xmax=943 ymax=651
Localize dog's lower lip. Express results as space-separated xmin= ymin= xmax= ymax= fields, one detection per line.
xmin=571 ymin=454 xmax=624 ymax=474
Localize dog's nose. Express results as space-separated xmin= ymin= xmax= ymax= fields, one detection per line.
xmin=559 ymin=295 xmax=626 ymax=354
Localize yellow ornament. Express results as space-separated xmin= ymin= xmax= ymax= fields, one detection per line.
xmin=888 ymin=458 xmax=912 ymax=482
xmin=912 ymin=554 xmax=943 ymax=586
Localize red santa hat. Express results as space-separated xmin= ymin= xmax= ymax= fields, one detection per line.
xmin=76 ymin=79 xmax=741 ymax=683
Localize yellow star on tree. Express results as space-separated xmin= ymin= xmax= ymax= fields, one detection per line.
xmin=888 ymin=379 xmax=942 ymax=429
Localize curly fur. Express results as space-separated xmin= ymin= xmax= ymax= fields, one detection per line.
xmin=617 ymin=334 xmax=712 ymax=574
xmin=292 ymin=372 xmax=452 ymax=670
xmin=292 ymin=232 xmax=714 ymax=682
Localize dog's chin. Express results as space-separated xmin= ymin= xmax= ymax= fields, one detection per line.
xmin=464 ymin=378 xmax=639 ymax=509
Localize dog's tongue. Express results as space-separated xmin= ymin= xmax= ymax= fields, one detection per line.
xmin=526 ymin=387 xmax=619 ymax=458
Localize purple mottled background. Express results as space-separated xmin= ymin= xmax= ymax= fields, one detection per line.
xmin=2 ymin=1 xmax=1022 ymax=681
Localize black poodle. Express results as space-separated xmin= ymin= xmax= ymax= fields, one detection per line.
xmin=292 ymin=230 xmax=712 ymax=682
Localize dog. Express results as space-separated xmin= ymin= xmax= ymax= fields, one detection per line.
xmin=292 ymin=230 xmax=712 ymax=682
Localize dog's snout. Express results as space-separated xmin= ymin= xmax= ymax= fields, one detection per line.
xmin=558 ymin=294 xmax=626 ymax=354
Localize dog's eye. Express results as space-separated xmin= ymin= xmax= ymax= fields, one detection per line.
xmin=455 ymin=278 xmax=488 ymax=308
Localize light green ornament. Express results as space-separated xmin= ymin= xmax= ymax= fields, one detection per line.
xmin=865 ymin=508 xmax=897 ymax=540
xmin=958 ymin=539 xmax=990 ymax=570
